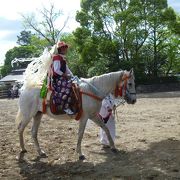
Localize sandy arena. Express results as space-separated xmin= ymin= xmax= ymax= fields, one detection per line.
xmin=0 ymin=92 xmax=180 ymax=179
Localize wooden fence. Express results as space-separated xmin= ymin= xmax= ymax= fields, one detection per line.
xmin=0 ymin=89 xmax=9 ymax=98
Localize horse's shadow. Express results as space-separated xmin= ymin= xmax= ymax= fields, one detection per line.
xmin=17 ymin=138 xmax=180 ymax=179
xmin=18 ymin=153 xmax=96 ymax=180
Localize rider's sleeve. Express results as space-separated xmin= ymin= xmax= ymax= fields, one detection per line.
xmin=66 ymin=65 xmax=73 ymax=76
xmin=53 ymin=60 xmax=63 ymax=75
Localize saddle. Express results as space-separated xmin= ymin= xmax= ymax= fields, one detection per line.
xmin=45 ymin=83 xmax=83 ymax=120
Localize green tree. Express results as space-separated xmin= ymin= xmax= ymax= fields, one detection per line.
xmin=144 ymin=2 xmax=172 ymax=77
xmin=16 ymin=30 xmax=50 ymax=54
xmin=161 ymin=36 xmax=180 ymax=75
xmin=74 ymin=0 xmax=179 ymax=81
xmin=17 ymin=30 xmax=33 ymax=46
xmin=0 ymin=46 xmax=40 ymax=77
xmin=61 ymin=33 xmax=88 ymax=77
xmin=29 ymin=35 xmax=50 ymax=55
xmin=75 ymin=0 xmax=148 ymax=76
xmin=75 ymin=0 xmax=121 ymax=76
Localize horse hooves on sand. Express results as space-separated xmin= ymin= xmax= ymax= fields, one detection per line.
xmin=101 ymin=144 xmax=110 ymax=149
xmin=21 ymin=149 xmax=27 ymax=154
xmin=79 ymin=155 xmax=86 ymax=161
xmin=16 ymin=150 xmax=27 ymax=162
xmin=111 ymin=148 xmax=118 ymax=153
xmin=40 ymin=152 xmax=48 ymax=158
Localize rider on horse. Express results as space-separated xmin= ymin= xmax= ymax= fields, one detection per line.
xmin=50 ymin=41 xmax=74 ymax=115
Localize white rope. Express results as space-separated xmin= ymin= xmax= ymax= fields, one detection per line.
xmin=113 ymin=98 xmax=125 ymax=121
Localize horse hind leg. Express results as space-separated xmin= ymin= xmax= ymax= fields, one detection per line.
xmin=16 ymin=110 xmax=31 ymax=153
xmin=31 ymin=112 xmax=47 ymax=157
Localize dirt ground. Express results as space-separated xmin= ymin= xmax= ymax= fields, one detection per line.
xmin=0 ymin=92 xmax=180 ymax=180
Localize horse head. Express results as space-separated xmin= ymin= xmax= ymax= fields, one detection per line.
xmin=115 ymin=68 xmax=136 ymax=104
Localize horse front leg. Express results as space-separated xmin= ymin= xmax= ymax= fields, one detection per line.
xmin=91 ymin=115 xmax=117 ymax=152
xmin=32 ymin=112 xmax=47 ymax=157
xmin=76 ymin=114 xmax=88 ymax=160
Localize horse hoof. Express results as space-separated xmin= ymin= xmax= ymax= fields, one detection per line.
xmin=21 ymin=149 xmax=27 ymax=154
xmin=39 ymin=150 xmax=48 ymax=158
xmin=102 ymin=145 xmax=110 ymax=149
xmin=40 ymin=152 xmax=48 ymax=158
xmin=111 ymin=148 xmax=118 ymax=153
xmin=79 ymin=155 xmax=86 ymax=161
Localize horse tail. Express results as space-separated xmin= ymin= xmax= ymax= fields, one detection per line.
xmin=15 ymin=109 xmax=23 ymax=128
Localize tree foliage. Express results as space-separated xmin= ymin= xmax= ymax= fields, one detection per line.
xmin=1 ymin=44 xmax=40 ymax=77
xmin=17 ymin=30 xmax=33 ymax=46
xmin=1 ymin=1 xmax=179 ymax=83
xmin=74 ymin=0 xmax=179 ymax=81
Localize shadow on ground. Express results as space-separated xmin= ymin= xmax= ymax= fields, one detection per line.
xmin=17 ymin=139 xmax=180 ymax=180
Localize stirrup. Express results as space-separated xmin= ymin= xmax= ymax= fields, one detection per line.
xmin=64 ymin=108 xmax=74 ymax=115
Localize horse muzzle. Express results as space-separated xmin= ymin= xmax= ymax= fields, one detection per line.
xmin=125 ymin=93 xmax=137 ymax=104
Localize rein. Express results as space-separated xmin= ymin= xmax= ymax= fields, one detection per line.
xmin=80 ymin=72 xmax=131 ymax=101
xmin=80 ymin=91 xmax=102 ymax=101
xmin=74 ymin=90 xmax=102 ymax=121
xmin=75 ymin=71 xmax=136 ymax=120
xmin=115 ymin=73 xmax=136 ymax=97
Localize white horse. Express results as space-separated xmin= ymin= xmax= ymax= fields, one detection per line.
xmin=16 ymin=69 xmax=136 ymax=160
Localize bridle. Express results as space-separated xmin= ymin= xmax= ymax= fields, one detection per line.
xmin=114 ymin=73 xmax=136 ymax=98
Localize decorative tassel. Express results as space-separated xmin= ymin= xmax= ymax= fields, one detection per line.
xmin=75 ymin=109 xmax=83 ymax=120
xmin=42 ymin=98 xmax=46 ymax=113
xmin=51 ymin=101 xmax=57 ymax=114
xmin=115 ymin=85 xmax=119 ymax=97
xmin=119 ymin=87 xmax=123 ymax=97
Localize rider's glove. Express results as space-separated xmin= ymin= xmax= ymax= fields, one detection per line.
xmin=67 ymin=74 xmax=72 ymax=80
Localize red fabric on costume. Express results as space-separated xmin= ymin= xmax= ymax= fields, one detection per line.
xmin=52 ymin=55 xmax=66 ymax=76
xmin=52 ymin=55 xmax=63 ymax=61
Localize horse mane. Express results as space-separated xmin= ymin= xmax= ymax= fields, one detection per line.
xmin=82 ymin=71 xmax=124 ymax=96
xmin=90 ymin=71 xmax=123 ymax=81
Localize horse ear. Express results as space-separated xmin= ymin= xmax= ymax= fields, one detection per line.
xmin=129 ymin=68 xmax=134 ymax=75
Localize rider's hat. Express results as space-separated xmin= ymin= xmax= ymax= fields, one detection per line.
xmin=57 ymin=41 xmax=69 ymax=49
